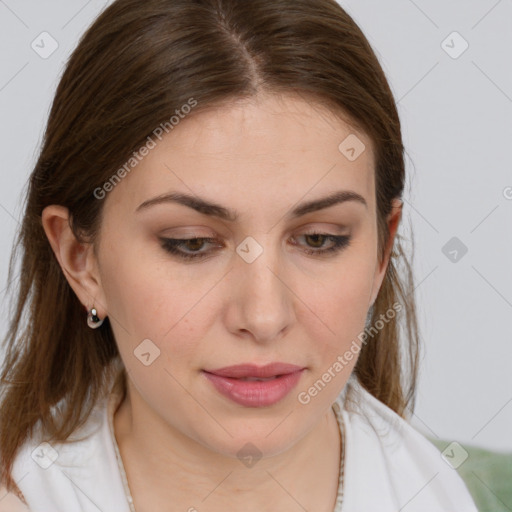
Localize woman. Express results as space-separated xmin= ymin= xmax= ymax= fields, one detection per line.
xmin=0 ymin=0 xmax=478 ymax=510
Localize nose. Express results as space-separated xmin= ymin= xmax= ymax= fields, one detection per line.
xmin=224 ymin=237 xmax=295 ymax=344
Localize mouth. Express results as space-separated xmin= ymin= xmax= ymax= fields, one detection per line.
xmin=203 ymin=362 xmax=305 ymax=379
xmin=202 ymin=363 xmax=306 ymax=407
xmin=235 ymin=376 xmax=280 ymax=381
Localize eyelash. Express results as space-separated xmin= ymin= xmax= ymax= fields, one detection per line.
xmin=159 ymin=233 xmax=351 ymax=261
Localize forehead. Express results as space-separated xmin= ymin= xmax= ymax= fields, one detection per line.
xmin=105 ymin=92 xmax=375 ymax=218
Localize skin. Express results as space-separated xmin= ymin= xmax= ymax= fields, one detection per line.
xmin=42 ymin=91 xmax=402 ymax=512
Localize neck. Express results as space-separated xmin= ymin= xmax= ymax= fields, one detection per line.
xmin=113 ymin=378 xmax=343 ymax=512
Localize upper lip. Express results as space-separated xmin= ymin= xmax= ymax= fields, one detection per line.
xmin=204 ymin=362 xmax=305 ymax=378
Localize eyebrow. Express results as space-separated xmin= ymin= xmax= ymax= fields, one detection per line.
xmin=135 ymin=189 xmax=367 ymax=221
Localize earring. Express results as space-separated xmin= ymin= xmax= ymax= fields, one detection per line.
xmin=87 ymin=307 xmax=104 ymax=329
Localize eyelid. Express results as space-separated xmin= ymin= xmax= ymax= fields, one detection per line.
xmin=300 ymin=225 xmax=349 ymax=235
xmin=159 ymin=219 xmax=348 ymax=237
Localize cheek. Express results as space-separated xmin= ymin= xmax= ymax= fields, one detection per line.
xmin=300 ymin=251 xmax=375 ymax=358
xmin=100 ymin=243 xmax=217 ymax=369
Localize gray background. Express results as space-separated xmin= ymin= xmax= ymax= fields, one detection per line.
xmin=0 ymin=0 xmax=511 ymax=452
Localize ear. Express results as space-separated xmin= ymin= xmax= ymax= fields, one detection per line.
xmin=368 ymin=198 xmax=403 ymax=308
xmin=41 ymin=205 xmax=107 ymax=319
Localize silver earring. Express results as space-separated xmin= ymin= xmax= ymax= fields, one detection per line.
xmin=87 ymin=307 xmax=104 ymax=329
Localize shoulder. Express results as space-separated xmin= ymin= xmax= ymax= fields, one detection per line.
xmin=8 ymin=393 xmax=129 ymax=511
xmin=0 ymin=484 xmax=31 ymax=512
xmin=335 ymin=375 xmax=478 ymax=512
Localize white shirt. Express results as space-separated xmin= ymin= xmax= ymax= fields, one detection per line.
xmin=4 ymin=373 xmax=478 ymax=512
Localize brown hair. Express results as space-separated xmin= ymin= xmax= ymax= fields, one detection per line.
xmin=0 ymin=0 xmax=419 ymax=495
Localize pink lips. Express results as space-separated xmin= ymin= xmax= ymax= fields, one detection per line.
xmin=202 ymin=362 xmax=305 ymax=407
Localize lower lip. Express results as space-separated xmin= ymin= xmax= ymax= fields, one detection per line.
xmin=202 ymin=369 xmax=304 ymax=407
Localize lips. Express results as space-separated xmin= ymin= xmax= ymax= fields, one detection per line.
xmin=203 ymin=362 xmax=305 ymax=379
xmin=202 ymin=362 xmax=306 ymax=407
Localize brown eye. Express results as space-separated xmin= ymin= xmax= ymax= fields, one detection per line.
xmin=293 ymin=233 xmax=351 ymax=256
xmin=304 ymin=233 xmax=327 ymax=248
xmin=160 ymin=237 xmax=220 ymax=260
xmin=182 ymin=238 xmax=206 ymax=251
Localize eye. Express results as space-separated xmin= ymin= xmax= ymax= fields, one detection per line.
xmin=159 ymin=237 xmax=220 ymax=261
xmin=292 ymin=232 xmax=351 ymax=256
xmin=159 ymin=232 xmax=351 ymax=262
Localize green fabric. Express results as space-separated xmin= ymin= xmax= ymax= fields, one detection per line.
xmin=427 ymin=438 xmax=512 ymax=512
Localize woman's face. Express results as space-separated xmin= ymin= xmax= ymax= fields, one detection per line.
xmin=92 ymin=92 xmax=399 ymax=458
